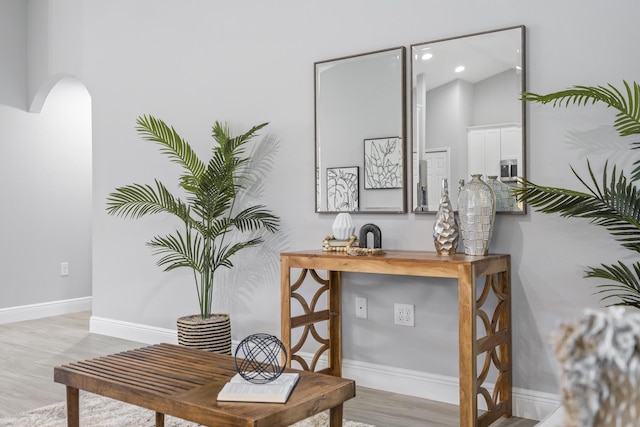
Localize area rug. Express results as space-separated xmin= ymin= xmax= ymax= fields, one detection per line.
xmin=0 ymin=393 xmax=374 ymax=427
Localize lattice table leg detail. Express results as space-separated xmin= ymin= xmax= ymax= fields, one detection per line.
xmin=288 ymin=268 xmax=334 ymax=373
xmin=476 ymin=272 xmax=512 ymax=424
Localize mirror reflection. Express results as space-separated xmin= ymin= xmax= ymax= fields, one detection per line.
xmin=411 ymin=26 xmax=526 ymax=213
xmin=315 ymin=47 xmax=406 ymax=213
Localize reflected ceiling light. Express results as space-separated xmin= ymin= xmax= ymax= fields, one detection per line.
xmin=455 ymin=65 xmax=465 ymax=73
xmin=421 ymin=52 xmax=433 ymax=61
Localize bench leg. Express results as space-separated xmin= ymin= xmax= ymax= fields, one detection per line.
xmin=329 ymin=403 xmax=343 ymax=427
xmin=156 ymin=412 xmax=165 ymax=427
xmin=65 ymin=386 xmax=79 ymax=427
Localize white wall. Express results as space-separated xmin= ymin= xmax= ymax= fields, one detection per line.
xmin=2 ymin=0 xmax=639 ymax=420
xmin=27 ymin=0 xmax=84 ymax=112
xmin=0 ymin=77 xmax=92 ymax=309
xmin=0 ymin=0 xmax=26 ymax=110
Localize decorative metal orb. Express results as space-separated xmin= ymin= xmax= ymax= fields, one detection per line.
xmin=234 ymin=333 xmax=287 ymax=384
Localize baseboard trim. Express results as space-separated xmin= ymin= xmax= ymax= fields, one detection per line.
xmin=0 ymin=297 xmax=92 ymax=324
xmin=342 ymin=358 xmax=460 ymax=405
xmin=511 ymin=386 xmax=561 ymax=422
xmin=325 ymin=357 xmax=558 ymax=421
xmin=89 ymin=315 xmax=559 ymax=421
xmin=90 ymin=315 xmax=178 ymax=345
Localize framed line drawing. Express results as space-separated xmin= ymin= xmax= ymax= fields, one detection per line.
xmin=327 ymin=166 xmax=359 ymax=211
xmin=364 ymin=137 xmax=403 ymax=189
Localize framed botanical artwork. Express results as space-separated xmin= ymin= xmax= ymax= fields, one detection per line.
xmin=326 ymin=166 xmax=359 ymax=211
xmin=364 ymin=137 xmax=403 ymax=189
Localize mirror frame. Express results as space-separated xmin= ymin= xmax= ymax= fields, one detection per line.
xmin=314 ymin=47 xmax=407 ymax=214
xmin=410 ymin=25 xmax=526 ymax=214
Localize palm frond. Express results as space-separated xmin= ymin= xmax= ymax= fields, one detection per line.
xmin=511 ymin=179 xmax=594 ymax=216
xmin=213 ymin=238 xmax=264 ymax=271
xmin=587 ymin=261 xmax=640 ymax=309
xmin=107 ymin=117 xmax=279 ymax=318
xmin=521 ymin=81 xmax=640 ymax=309
xmin=230 ymin=205 xmax=280 ymax=233
xmin=212 ymin=121 xmax=268 ymax=158
xmin=524 ymin=81 xmax=640 ymax=183
xmin=522 ymin=81 xmax=640 ymax=137
xmin=198 ymin=151 xmax=238 ymax=217
xmin=136 ymin=115 xmax=206 ymax=183
xmin=106 ymin=180 xmax=190 ymax=221
xmin=147 ymin=231 xmax=203 ymax=272
xmin=513 ymin=161 xmax=640 ymax=252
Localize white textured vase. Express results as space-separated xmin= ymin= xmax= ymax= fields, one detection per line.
xmin=457 ymin=174 xmax=496 ymax=256
xmin=332 ymin=213 xmax=355 ymax=240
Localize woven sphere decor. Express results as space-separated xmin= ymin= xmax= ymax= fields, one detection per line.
xmin=234 ymin=333 xmax=287 ymax=384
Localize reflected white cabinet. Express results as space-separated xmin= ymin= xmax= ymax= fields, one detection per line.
xmin=467 ymin=124 xmax=521 ymax=182
xmin=499 ymin=126 xmax=522 ymax=181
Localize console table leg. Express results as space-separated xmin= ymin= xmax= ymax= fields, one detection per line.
xmin=155 ymin=412 xmax=165 ymax=427
xmin=280 ymin=256 xmax=292 ymax=368
xmin=458 ymin=265 xmax=477 ymax=427
xmin=329 ymin=403 xmax=344 ymax=427
xmin=500 ymin=270 xmax=513 ymax=417
xmin=328 ymin=270 xmax=342 ymax=377
xmin=65 ymin=386 xmax=79 ymax=427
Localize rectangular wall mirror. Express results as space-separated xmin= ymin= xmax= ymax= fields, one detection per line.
xmin=315 ymin=47 xmax=407 ymax=213
xmin=411 ymin=26 xmax=526 ymax=214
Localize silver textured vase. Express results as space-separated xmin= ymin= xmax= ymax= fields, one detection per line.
xmin=457 ymin=174 xmax=496 ymax=256
xmin=433 ymin=179 xmax=458 ymax=255
xmin=486 ymin=176 xmax=516 ymax=212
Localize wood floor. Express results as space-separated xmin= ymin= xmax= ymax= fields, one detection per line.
xmin=0 ymin=312 xmax=537 ymax=426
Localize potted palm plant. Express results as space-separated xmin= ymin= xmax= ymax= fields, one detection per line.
xmin=106 ymin=115 xmax=280 ymax=354
xmin=515 ymin=81 xmax=640 ymax=308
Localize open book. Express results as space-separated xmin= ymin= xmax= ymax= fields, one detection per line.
xmin=217 ymin=373 xmax=300 ymax=403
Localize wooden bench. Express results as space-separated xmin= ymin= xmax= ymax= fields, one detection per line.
xmin=54 ymin=343 xmax=355 ymax=427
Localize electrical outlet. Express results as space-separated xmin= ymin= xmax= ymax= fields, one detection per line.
xmin=394 ymin=303 xmax=414 ymax=326
xmin=60 ymin=262 xmax=69 ymax=277
xmin=355 ymin=297 xmax=367 ymax=319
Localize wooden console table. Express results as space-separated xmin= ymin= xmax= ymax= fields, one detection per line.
xmin=280 ymin=250 xmax=511 ymax=427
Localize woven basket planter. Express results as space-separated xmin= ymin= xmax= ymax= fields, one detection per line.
xmin=176 ymin=314 xmax=231 ymax=355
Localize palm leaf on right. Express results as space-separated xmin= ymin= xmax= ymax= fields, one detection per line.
xmin=587 ymin=261 xmax=640 ymax=309
xmin=513 ymin=162 xmax=640 ymax=253
xmin=518 ymin=81 xmax=640 ymax=307
xmin=523 ymin=81 xmax=640 ymax=181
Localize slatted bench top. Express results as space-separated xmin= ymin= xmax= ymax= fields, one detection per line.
xmin=54 ymin=343 xmax=355 ymax=427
